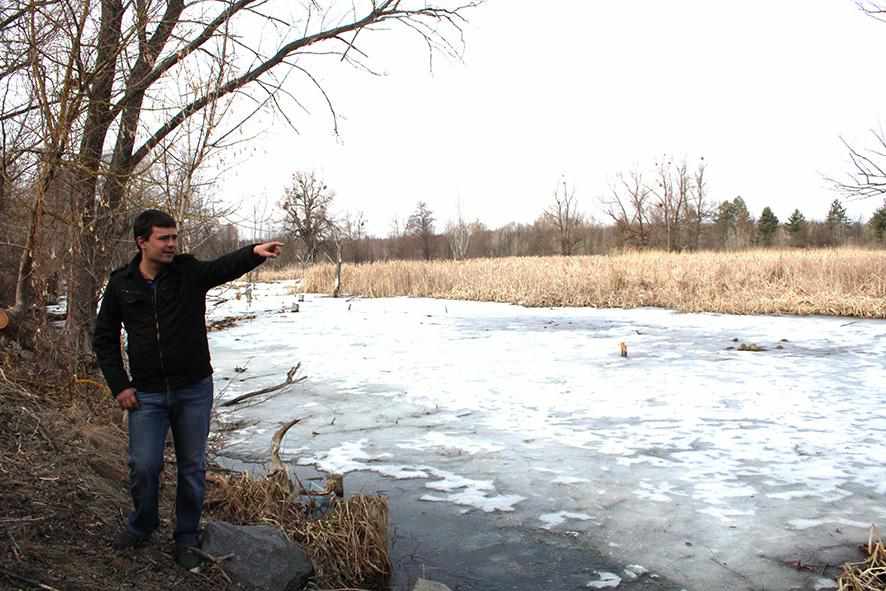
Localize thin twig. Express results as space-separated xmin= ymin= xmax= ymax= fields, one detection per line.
xmin=7 ymin=531 xmax=21 ymax=560
xmin=0 ymin=567 xmax=61 ymax=591
xmin=187 ymin=547 xmax=235 ymax=583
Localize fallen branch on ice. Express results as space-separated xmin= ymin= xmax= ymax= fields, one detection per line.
xmin=220 ymin=364 xmax=305 ymax=408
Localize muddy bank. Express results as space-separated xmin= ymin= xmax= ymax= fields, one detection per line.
xmin=0 ymin=355 xmax=228 ymax=591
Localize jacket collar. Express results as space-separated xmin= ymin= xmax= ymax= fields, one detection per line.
xmin=124 ymin=251 xmax=177 ymax=281
xmin=125 ymin=252 xmax=142 ymax=278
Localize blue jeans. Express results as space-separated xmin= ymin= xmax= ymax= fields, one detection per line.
xmin=127 ymin=377 xmax=213 ymax=546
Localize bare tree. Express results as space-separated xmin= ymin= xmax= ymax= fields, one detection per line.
xmin=407 ymin=201 xmax=435 ymax=260
xmin=446 ymin=199 xmax=471 ymax=260
xmin=834 ymin=131 xmax=886 ymax=200
xmin=2 ymin=1 xmax=88 ymax=342
xmin=544 ymin=176 xmax=582 ymax=255
xmin=688 ymin=157 xmax=711 ymax=250
xmin=672 ymin=160 xmax=691 ymax=250
xmin=341 ymin=210 xmax=368 ymax=263
xmin=652 ymin=158 xmax=687 ymax=252
xmin=605 ymin=170 xmax=651 ymax=248
xmin=281 ymin=171 xmax=333 ymax=264
xmin=830 ymin=4 xmax=886 ymax=199
xmin=326 ymin=222 xmax=346 ymax=298
xmin=2 ymin=0 xmax=479 ymax=355
xmin=324 ymin=211 xmax=367 ymax=297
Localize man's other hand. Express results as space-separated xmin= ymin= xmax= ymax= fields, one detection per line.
xmin=254 ymin=241 xmax=284 ymax=258
xmin=116 ymin=387 xmax=138 ymax=410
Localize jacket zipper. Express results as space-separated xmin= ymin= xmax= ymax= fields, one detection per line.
xmin=152 ymin=278 xmax=172 ymax=393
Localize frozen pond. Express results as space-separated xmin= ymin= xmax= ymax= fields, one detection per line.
xmin=209 ymin=281 xmax=886 ymax=591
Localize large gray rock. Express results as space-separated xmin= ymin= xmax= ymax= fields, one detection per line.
xmin=201 ymin=521 xmax=313 ymax=591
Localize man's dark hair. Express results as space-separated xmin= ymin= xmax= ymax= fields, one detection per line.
xmin=133 ymin=209 xmax=176 ymax=249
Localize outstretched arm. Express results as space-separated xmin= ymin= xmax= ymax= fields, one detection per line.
xmin=195 ymin=241 xmax=284 ymax=290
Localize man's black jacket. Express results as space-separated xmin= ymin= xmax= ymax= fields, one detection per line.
xmin=93 ymin=245 xmax=266 ymax=397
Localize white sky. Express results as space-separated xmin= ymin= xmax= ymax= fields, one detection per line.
xmin=216 ymin=1 xmax=886 ymax=238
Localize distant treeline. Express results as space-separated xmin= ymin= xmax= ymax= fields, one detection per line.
xmin=250 ymin=196 xmax=884 ymax=269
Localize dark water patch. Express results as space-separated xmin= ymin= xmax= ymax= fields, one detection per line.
xmin=217 ymin=455 xmax=685 ymax=591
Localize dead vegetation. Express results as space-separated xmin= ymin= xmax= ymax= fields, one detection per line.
xmin=206 ymin=473 xmax=390 ymax=589
xmin=206 ymin=417 xmax=390 ymax=589
xmin=838 ymin=528 xmax=886 ymax=591
xmin=0 ymin=347 xmax=225 ymax=590
xmin=0 ymin=347 xmax=390 ymax=590
xmin=302 ymin=248 xmax=886 ymax=318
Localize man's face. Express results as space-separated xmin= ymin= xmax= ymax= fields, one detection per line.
xmin=138 ymin=226 xmax=177 ymax=264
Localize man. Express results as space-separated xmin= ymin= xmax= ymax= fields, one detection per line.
xmin=93 ymin=209 xmax=282 ymax=568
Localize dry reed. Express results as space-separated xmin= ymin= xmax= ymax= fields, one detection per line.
xmin=838 ymin=528 xmax=886 ymax=591
xmin=255 ymin=265 xmax=304 ymax=282
xmin=205 ymin=471 xmax=390 ymax=590
xmin=302 ymin=249 xmax=886 ymax=318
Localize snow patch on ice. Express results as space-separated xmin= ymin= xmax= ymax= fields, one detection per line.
xmin=634 ymin=480 xmax=679 ymax=503
xmin=423 ymin=470 xmax=494 ymax=492
xmin=623 ymin=564 xmax=648 ymax=580
xmin=787 ymin=517 xmax=874 ymax=531
xmin=553 ymin=475 xmax=592 ymax=485
xmin=420 ymin=490 xmax=525 ymax=513
xmin=538 ymin=511 xmax=593 ymax=529
xmin=586 ymin=571 xmax=622 ymax=588
xmin=697 ymin=506 xmax=755 ymax=523
xmin=397 ymin=431 xmax=504 ymax=455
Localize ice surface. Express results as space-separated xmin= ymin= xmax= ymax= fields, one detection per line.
xmin=208 ymin=282 xmax=885 ymax=590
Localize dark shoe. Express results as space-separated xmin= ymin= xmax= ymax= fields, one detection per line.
xmin=175 ymin=543 xmax=202 ymax=570
xmin=112 ymin=529 xmax=149 ymax=550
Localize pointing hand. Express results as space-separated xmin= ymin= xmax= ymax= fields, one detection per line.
xmin=254 ymin=241 xmax=284 ymax=258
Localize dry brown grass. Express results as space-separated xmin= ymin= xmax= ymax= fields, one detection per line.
xmin=254 ymin=265 xmax=304 ymax=282
xmin=301 ymin=248 xmax=886 ymax=318
xmin=838 ymin=528 xmax=885 ymax=591
xmin=205 ymin=471 xmax=390 ymax=590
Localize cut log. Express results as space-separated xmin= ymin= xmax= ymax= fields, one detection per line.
xmin=0 ymin=309 xmax=8 ymax=331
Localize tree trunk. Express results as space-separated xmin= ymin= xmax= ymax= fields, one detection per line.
xmin=10 ymin=153 xmax=60 ymax=348
xmin=64 ymin=0 xmax=124 ymax=362
xmin=333 ymin=243 xmax=342 ymax=298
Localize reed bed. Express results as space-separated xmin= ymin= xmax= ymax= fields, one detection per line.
xmin=302 ymin=249 xmax=886 ymax=318
xmin=838 ymin=528 xmax=885 ymax=591
xmin=205 ymin=472 xmax=390 ymax=590
xmin=255 ymin=265 xmax=304 ymax=282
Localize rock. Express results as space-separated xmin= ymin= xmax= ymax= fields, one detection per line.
xmin=201 ymin=521 xmax=313 ymax=591
xmin=413 ymin=578 xmax=452 ymax=591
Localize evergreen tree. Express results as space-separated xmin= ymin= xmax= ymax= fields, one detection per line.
xmin=714 ymin=200 xmax=736 ymax=247
xmin=825 ymin=198 xmax=850 ymax=245
xmin=784 ymin=209 xmax=807 ymax=247
xmin=757 ymin=207 xmax=780 ymax=246
xmin=868 ymin=201 xmax=886 ymax=242
xmin=407 ymin=201 xmax=436 ymax=260
xmin=732 ymin=196 xmax=754 ymax=246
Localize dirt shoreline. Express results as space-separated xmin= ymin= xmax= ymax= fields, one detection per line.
xmin=0 ymin=356 xmax=228 ymax=591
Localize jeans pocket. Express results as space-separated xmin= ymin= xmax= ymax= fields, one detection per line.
xmin=133 ymin=391 xmax=163 ymax=411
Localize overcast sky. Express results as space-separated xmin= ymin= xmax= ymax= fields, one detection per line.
xmin=216 ymin=1 xmax=886 ymax=238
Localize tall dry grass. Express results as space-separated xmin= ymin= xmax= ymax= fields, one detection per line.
xmin=253 ymin=265 xmax=303 ymax=282
xmin=301 ymin=249 xmax=886 ymax=318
